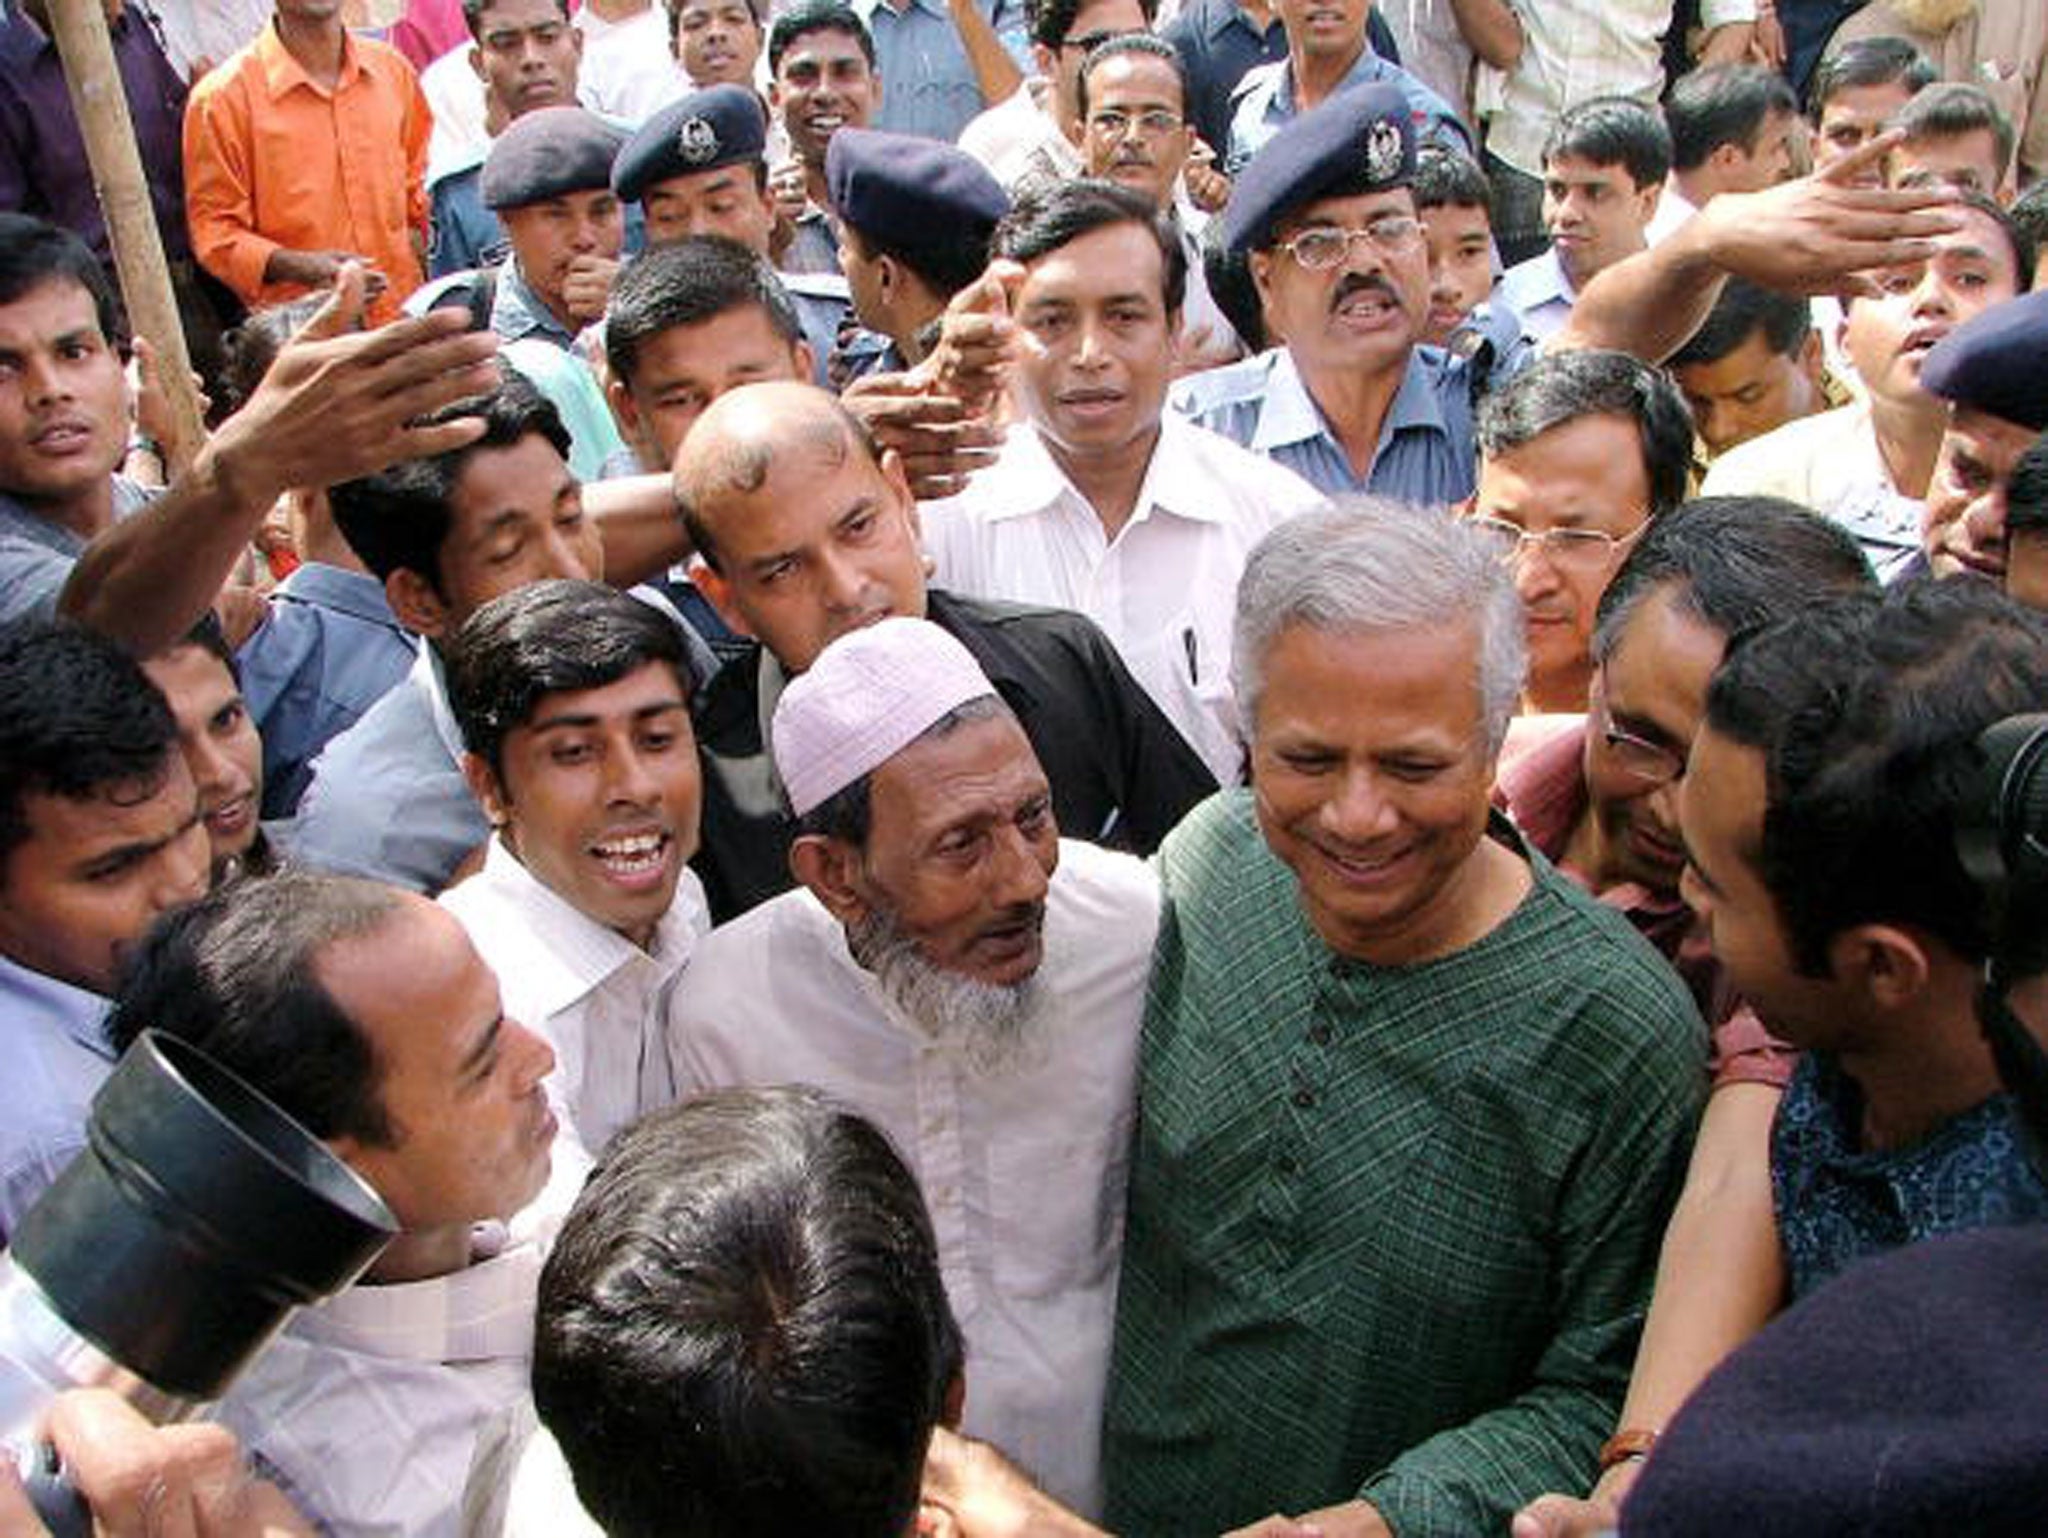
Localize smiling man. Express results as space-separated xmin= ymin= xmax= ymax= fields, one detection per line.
xmin=768 ymin=0 xmax=881 ymax=275
xmin=1103 ymin=502 xmax=1704 ymax=1536
xmin=142 ymin=618 xmax=271 ymax=882
xmin=921 ymin=178 xmax=1324 ymax=783
xmin=668 ymin=615 xmax=1161 ymax=1519
xmin=441 ymin=579 xmax=708 ymax=1164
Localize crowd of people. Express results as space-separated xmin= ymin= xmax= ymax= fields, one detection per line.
xmin=3 ymin=0 xmax=2048 ymax=1533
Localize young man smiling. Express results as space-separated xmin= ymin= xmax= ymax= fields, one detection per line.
xmin=920 ymin=178 xmax=1324 ymax=783
xmin=442 ymin=579 xmax=709 ymax=1164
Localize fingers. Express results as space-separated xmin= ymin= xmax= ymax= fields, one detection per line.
xmin=298 ymin=260 xmax=370 ymax=341
xmin=1509 ymin=1492 xmax=1617 ymax=1538
xmin=1816 ymin=127 xmax=1906 ymax=187
xmin=0 ymin=1457 xmax=51 ymax=1538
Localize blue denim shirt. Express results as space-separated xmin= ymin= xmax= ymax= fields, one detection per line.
xmin=853 ymin=0 xmax=1031 ymax=143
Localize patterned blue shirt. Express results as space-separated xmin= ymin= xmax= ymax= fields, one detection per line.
xmin=1225 ymin=47 xmax=1471 ymax=175
xmin=1773 ymin=1051 xmax=2048 ymax=1300
xmin=852 ymin=0 xmax=1031 ymax=143
xmin=1171 ymin=343 xmax=1489 ymax=505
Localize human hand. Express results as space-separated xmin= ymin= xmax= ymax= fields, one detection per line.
xmin=1223 ymin=1498 xmax=1390 ymax=1538
xmin=201 ymin=262 xmax=501 ymax=508
xmin=841 ymin=372 xmax=1003 ymax=499
xmin=264 ymin=249 xmax=387 ymax=299
xmin=128 ymin=336 xmax=210 ymax=472
xmin=1689 ymin=131 xmax=1963 ymax=298
xmin=918 ymin=1426 xmax=1105 ymax=1538
xmin=1511 ymin=1490 xmax=1623 ymax=1538
xmin=1747 ymin=7 xmax=1784 ymax=68
xmin=918 ymin=260 xmax=1028 ymax=417
xmin=1184 ymin=139 xmax=1231 ymax=214
xmin=562 ymin=255 xmax=621 ymax=323
xmin=0 ymin=1389 xmax=316 ymax=1538
xmin=769 ymin=159 xmax=811 ymax=224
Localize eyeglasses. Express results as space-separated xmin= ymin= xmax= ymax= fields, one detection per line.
xmin=1467 ymin=513 xmax=1650 ymax=572
xmin=1087 ymin=108 xmax=1184 ymax=140
xmin=1592 ymin=691 xmax=1686 ymax=787
xmin=1274 ymin=217 xmax=1422 ymax=268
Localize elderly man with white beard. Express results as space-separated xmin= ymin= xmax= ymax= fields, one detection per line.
xmin=664 ymin=615 xmax=1158 ymax=1521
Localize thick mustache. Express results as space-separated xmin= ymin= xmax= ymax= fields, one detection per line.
xmin=1330 ymin=273 xmax=1398 ymax=314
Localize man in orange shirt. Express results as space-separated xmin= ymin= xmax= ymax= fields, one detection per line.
xmin=184 ymin=0 xmax=431 ymax=323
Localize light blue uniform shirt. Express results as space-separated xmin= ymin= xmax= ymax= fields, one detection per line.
xmin=237 ymin=563 xmax=417 ymax=819
xmin=1225 ymin=48 xmax=1472 ymax=175
xmin=853 ymin=0 xmax=1031 ymax=143
xmin=0 ymin=954 xmax=113 ymax=1244
xmin=1172 ymin=343 xmax=1490 ymax=505
xmin=1495 ymin=248 xmax=1578 ymax=345
xmin=284 ymin=645 xmax=488 ymax=894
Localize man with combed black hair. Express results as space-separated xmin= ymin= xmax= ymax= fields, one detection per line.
xmin=1469 ymin=348 xmax=1694 ymax=714
xmin=442 ymin=579 xmax=709 ymax=1164
xmin=766 ymin=0 xmax=880 ymax=277
xmin=1805 ymin=35 xmax=1933 ymax=183
xmin=0 ymin=622 xmax=209 ymax=1239
xmin=674 ymin=381 xmax=1214 ymax=919
xmin=1411 ymin=145 xmax=1498 ymax=348
xmin=531 ymin=1087 xmax=964 ymax=1538
xmin=1661 ymin=64 xmax=1800 ymax=216
xmin=1668 ymin=279 xmax=1828 ymax=459
xmin=1500 ymin=97 xmax=1670 ymax=343
xmin=107 ymin=870 xmax=561 ymax=1538
xmin=1889 ymin=82 xmax=2017 ymax=202
xmin=921 ymin=178 xmax=1324 ymax=783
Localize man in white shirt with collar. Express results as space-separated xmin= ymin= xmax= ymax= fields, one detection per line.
xmin=440 ymin=579 xmax=710 ymax=1161
xmin=919 ymin=179 xmax=1323 ymax=784
xmin=105 ymin=869 xmax=564 ymax=1538
xmin=667 ymin=616 xmax=1160 ymax=1520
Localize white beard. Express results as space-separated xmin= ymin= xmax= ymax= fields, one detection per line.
xmin=848 ymin=905 xmax=1054 ymax=1078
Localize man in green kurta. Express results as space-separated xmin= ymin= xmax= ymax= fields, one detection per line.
xmin=1102 ymin=502 xmax=1707 ymax=1537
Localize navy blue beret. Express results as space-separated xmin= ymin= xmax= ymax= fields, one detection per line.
xmin=612 ymin=84 xmax=768 ymax=203
xmin=1921 ymin=289 xmax=2048 ymax=432
xmin=1222 ymin=81 xmax=1418 ymax=256
xmin=825 ymin=127 xmax=1009 ymax=257
xmin=481 ymin=106 xmax=626 ymax=211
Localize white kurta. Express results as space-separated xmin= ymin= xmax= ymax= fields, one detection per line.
xmin=664 ymin=838 xmax=1160 ymax=1517
xmin=919 ymin=414 xmax=1325 ymax=784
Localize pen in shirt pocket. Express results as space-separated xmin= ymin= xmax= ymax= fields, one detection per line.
xmin=1183 ymin=626 xmax=1199 ymax=685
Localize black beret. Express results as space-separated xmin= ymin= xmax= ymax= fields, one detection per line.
xmin=1222 ymin=81 xmax=1418 ymax=256
xmin=612 ymin=84 xmax=768 ymax=203
xmin=1921 ymin=290 xmax=2048 ymax=432
xmin=481 ymin=106 xmax=626 ymax=211
xmin=825 ymin=127 xmax=1009 ymax=257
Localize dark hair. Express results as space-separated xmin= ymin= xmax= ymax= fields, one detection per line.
xmin=217 ymin=297 xmax=328 ymax=416
xmin=1477 ymin=349 xmax=1694 ymax=518
xmin=1664 ymin=63 xmax=1798 ymax=173
xmin=791 ymin=696 xmax=1008 ymax=843
xmin=604 ymin=237 xmax=802 ymax=387
xmin=162 ymin=611 xmax=241 ymax=685
xmin=0 ymin=213 xmax=126 ymax=352
xmin=2011 ymin=178 xmax=2048 ymax=266
xmin=0 ymin=624 xmax=178 ymax=869
xmin=2008 ymin=432 xmax=2048 ymax=538
xmin=1027 ymin=0 xmax=1154 ymax=51
xmin=446 ymin=579 xmax=691 ymax=777
xmin=1953 ymin=190 xmax=2035 ymax=293
xmin=328 ymin=369 xmax=570 ymax=593
xmin=534 ymin=1086 xmax=965 ymax=1538
xmin=663 ymin=0 xmax=763 ymax=45
xmin=1591 ymin=494 xmax=1874 ymax=664
xmin=1541 ymin=96 xmax=1673 ymax=190
xmin=1668 ymin=277 xmax=1812 ymax=369
xmin=104 ymin=871 xmax=403 ymax=1145
xmin=767 ymin=0 xmax=873 ymax=72
xmin=1705 ymin=581 xmax=2048 ymax=971
xmin=1075 ymin=32 xmax=1182 ymax=122
xmin=1411 ymin=144 xmax=1492 ymax=213
xmin=1893 ymin=81 xmax=2017 ymax=181
xmin=461 ymin=0 xmax=570 ymax=40
xmin=993 ymin=178 xmax=1186 ymax=317
xmin=1808 ymin=35 xmax=1935 ymax=117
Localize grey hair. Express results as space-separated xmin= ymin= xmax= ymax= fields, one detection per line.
xmin=1231 ymin=499 xmax=1527 ymax=755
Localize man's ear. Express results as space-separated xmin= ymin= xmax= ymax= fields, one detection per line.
xmin=690 ymin=557 xmax=755 ymax=638
xmin=789 ymin=833 xmax=870 ymax=925
xmin=386 ymin=567 xmax=452 ymax=639
xmin=1827 ymin=922 xmax=1934 ymax=1012
xmin=605 ymin=373 xmax=643 ymax=443
xmin=1030 ymin=41 xmax=1056 ymax=82
xmin=461 ymin=751 xmax=512 ymax=831
xmin=469 ymin=42 xmax=486 ymax=82
xmin=1248 ymin=248 xmax=1275 ymax=315
xmin=1797 ymin=327 xmax=1825 ymax=387
xmin=791 ymin=337 xmax=817 ymax=382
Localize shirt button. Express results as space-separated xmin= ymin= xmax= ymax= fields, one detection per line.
xmin=1292 ymin=1087 xmax=1315 ymax=1109
xmin=1308 ymin=1024 xmax=1332 ymax=1047
xmin=1275 ymin=1153 xmax=1298 ymax=1176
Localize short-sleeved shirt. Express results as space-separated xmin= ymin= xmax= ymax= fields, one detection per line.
xmin=1171 ymin=342 xmax=1497 ymax=505
xmin=0 ymin=480 xmax=155 ymax=635
xmin=1772 ymin=1052 xmax=2048 ymax=1301
xmin=1224 ymin=46 xmax=1472 ymax=175
xmin=851 ymin=0 xmax=1032 ymax=143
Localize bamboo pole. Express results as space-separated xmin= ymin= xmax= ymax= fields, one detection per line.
xmin=45 ymin=0 xmax=206 ymax=464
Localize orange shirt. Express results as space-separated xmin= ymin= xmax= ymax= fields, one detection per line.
xmin=183 ymin=23 xmax=430 ymax=323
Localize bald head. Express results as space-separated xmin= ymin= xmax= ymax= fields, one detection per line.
xmin=677 ymin=382 xmax=929 ymax=672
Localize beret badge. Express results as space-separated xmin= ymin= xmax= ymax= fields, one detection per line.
xmin=1364 ymin=118 xmax=1403 ymax=184
xmin=678 ymin=115 xmax=720 ymax=165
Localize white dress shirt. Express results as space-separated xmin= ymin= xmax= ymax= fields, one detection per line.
xmin=919 ymin=415 xmax=1324 ymax=784
xmin=220 ymin=1231 xmax=543 ymax=1538
xmin=665 ymin=839 xmax=1160 ymax=1517
xmin=441 ymin=836 xmax=709 ymax=1161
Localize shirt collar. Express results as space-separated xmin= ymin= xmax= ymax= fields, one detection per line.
xmin=414 ymin=645 xmax=469 ymax=768
xmin=255 ymin=18 xmax=364 ymax=100
xmin=275 ymin=561 xmax=412 ymax=633
xmin=290 ymin=1232 xmax=543 ymax=1364
xmin=1202 ymin=0 xmax=1265 ymax=43
xmin=1272 ymin=47 xmax=1387 ymax=114
xmin=491 ymin=262 xmax=576 ymax=347
xmin=1502 ymin=248 xmax=1575 ymax=310
xmin=972 ymin=417 xmax=1231 ymax=528
xmin=851 ymin=0 xmax=950 ymax=21
xmin=0 ymin=8 xmax=52 ymax=66
xmin=0 ymin=952 xmax=114 ymax=1061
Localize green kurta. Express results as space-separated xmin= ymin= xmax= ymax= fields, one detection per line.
xmin=1103 ymin=792 xmax=1706 ymax=1536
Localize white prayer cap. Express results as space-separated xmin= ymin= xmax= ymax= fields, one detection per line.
xmin=773 ymin=617 xmax=997 ymax=818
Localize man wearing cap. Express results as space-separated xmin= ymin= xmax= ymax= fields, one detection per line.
xmin=1918 ymin=290 xmax=2048 ymax=588
xmin=920 ymin=178 xmax=1325 ymax=784
xmin=1173 ymin=83 xmax=1522 ymax=505
xmin=474 ymin=105 xmax=629 ymax=350
xmin=613 ymin=83 xmax=854 ymax=384
xmin=667 ymin=615 xmax=1160 ymax=1519
xmin=673 ymin=381 xmax=1216 ymax=919
xmin=828 ymin=126 xmax=1009 ymax=373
